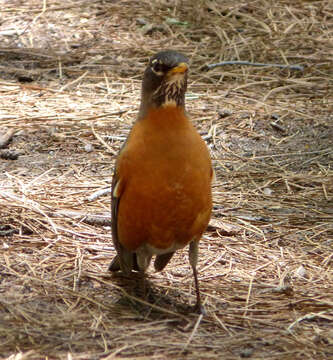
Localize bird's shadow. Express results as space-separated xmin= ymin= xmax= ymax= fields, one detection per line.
xmin=109 ymin=271 xmax=196 ymax=319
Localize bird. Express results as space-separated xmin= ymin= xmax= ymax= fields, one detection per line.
xmin=109 ymin=50 xmax=213 ymax=313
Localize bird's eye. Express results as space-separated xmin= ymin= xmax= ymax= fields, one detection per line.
xmin=151 ymin=60 xmax=169 ymax=75
xmin=153 ymin=62 xmax=164 ymax=72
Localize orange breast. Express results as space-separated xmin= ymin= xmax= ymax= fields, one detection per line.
xmin=116 ymin=106 xmax=212 ymax=252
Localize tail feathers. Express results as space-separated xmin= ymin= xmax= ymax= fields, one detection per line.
xmin=108 ymin=253 xmax=140 ymax=272
xmin=154 ymin=252 xmax=174 ymax=272
xmin=108 ymin=255 xmax=120 ymax=271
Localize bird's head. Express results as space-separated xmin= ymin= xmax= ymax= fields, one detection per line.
xmin=139 ymin=50 xmax=189 ymax=118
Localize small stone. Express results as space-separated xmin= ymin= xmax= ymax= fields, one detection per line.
xmin=240 ymin=346 xmax=254 ymax=358
xmin=136 ymin=18 xmax=147 ymax=25
xmin=84 ymin=143 xmax=94 ymax=153
xmin=295 ymin=265 xmax=307 ymax=278
xmin=263 ymin=187 xmax=273 ymax=196
xmin=218 ymin=109 xmax=232 ymax=118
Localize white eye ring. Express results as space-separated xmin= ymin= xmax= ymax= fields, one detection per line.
xmin=151 ymin=59 xmax=165 ymax=76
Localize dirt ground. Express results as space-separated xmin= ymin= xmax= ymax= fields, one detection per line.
xmin=0 ymin=0 xmax=332 ymax=359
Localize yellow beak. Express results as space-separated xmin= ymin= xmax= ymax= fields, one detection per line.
xmin=168 ymin=62 xmax=188 ymax=75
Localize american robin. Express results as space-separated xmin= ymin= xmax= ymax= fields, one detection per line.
xmin=109 ymin=50 xmax=213 ymax=313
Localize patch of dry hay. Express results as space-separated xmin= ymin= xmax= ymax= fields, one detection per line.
xmin=0 ymin=0 xmax=332 ymax=359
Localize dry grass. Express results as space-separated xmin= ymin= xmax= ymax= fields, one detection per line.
xmin=0 ymin=0 xmax=332 ymax=359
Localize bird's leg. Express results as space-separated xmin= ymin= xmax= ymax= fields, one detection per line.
xmin=135 ymin=250 xmax=153 ymax=299
xmin=140 ymin=268 xmax=147 ymax=298
xmin=189 ymin=241 xmax=206 ymax=315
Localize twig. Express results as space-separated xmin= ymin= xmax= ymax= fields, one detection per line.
xmin=60 ymin=71 xmax=89 ymax=92
xmin=87 ymin=187 xmax=111 ymax=202
xmin=287 ymin=311 xmax=331 ymax=332
xmin=91 ymin=124 xmax=117 ymax=155
xmin=252 ymin=148 xmax=332 ymax=160
xmin=270 ymin=121 xmax=287 ymax=133
xmin=0 ymin=227 xmax=17 ymax=237
xmin=0 ymin=149 xmax=21 ymax=160
xmin=48 ymin=210 xmax=111 ymax=227
xmin=104 ymin=135 xmax=127 ymax=141
xmin=203 ymin=61 xmax=304 ymax=72
xmin=181 ymin=313 xmax=204 ymax=353
xmin=0 ymin=190 xmax=58 ymax=234
xmin=0 ymin=129 xmax=16 ymax=149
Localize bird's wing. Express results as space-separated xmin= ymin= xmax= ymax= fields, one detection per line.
xmin=110 ymin=161 xmax=133 ymax=274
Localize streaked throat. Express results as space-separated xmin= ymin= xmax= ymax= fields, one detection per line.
xmin=152 ymin=74 xmax=186 ymax=108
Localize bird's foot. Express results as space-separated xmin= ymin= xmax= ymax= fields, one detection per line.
xmin=193 ymin=303 xmax=206 ymax=315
